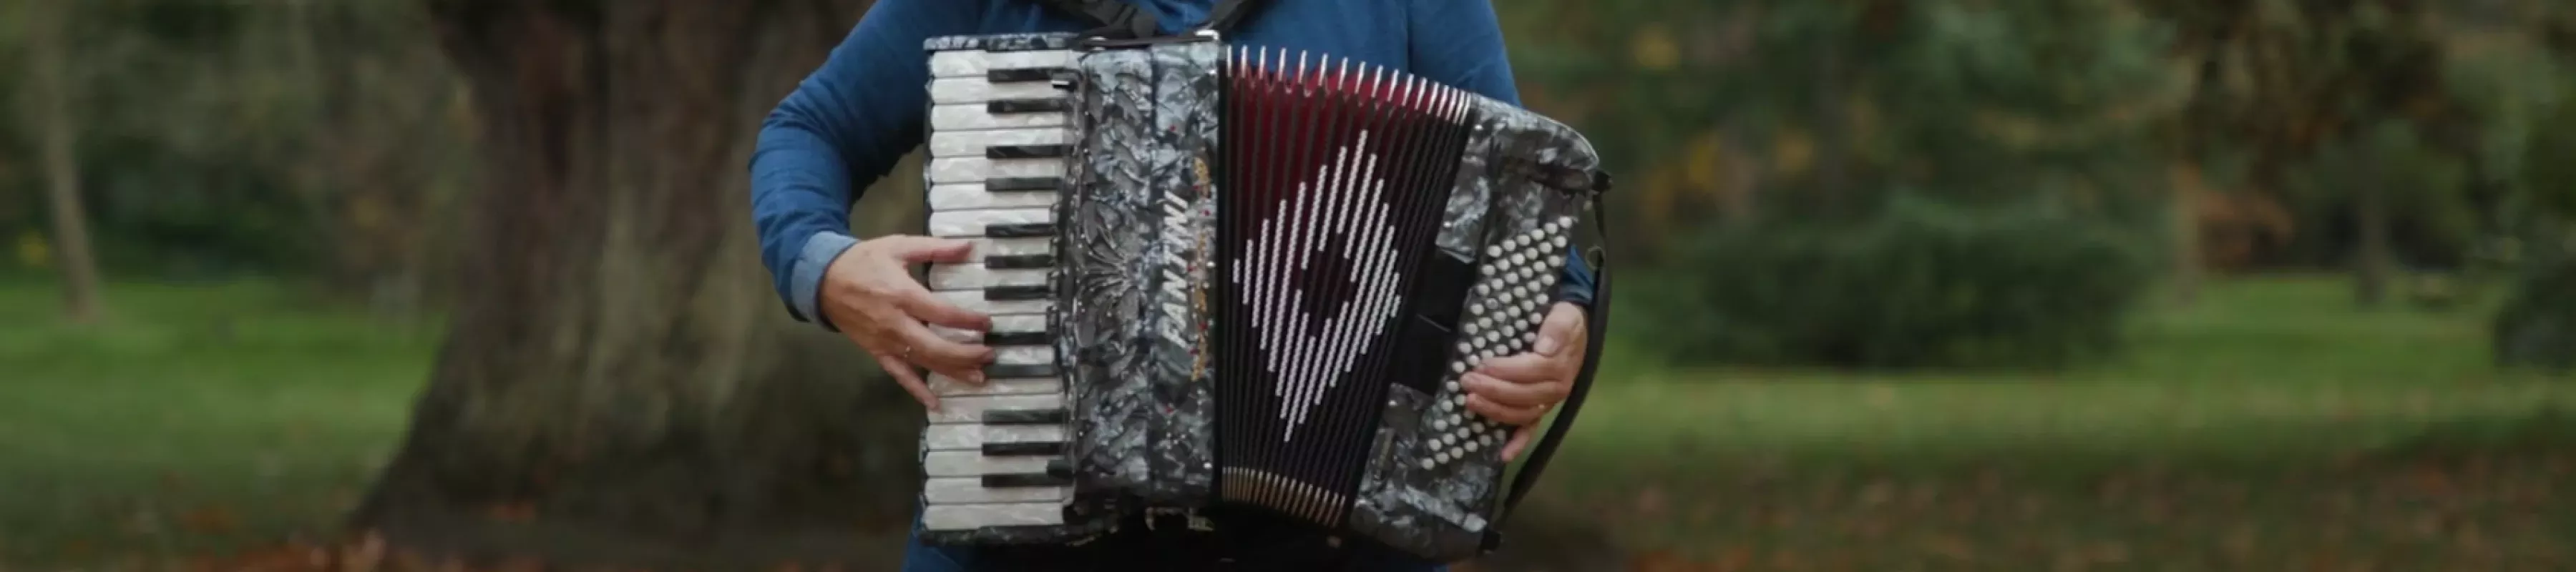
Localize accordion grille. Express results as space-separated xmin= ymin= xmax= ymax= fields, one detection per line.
xmin=1211 ymin=47 xmax=1475 ymax=526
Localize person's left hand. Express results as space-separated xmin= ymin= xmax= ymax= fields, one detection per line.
xmin=1461 ymin=301 xmax=1588 ymax=461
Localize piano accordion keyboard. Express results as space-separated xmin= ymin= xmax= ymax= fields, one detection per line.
xmin=918 ymin=40 xmax=1075 ymax=533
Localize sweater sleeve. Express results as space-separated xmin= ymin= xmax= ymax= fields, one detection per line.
xmin=1406 ymin=0 xmax=1597 ymax=308
xmin=750 ymin=0 xmax=982 ymax=330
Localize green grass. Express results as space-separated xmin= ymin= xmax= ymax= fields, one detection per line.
xmin=1570 ymin=275 xmax=2570 ymax=465
xmin=0 ymin=280 xmax=440 ymax=567
xmin=3 ymin=275 xmax=2572 ymax=570
xmin=1521 ymin=276 xmax=2576 ymax=570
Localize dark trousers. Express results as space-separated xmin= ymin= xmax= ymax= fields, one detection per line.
xmin=900 ymin=507 xmax=1450 ymax=571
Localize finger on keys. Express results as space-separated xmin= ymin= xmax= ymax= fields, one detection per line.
xmin=1460 ymin=372 xmax=1564 ymax=409
xmin=897 ymin=321 xmax=992 ymax=384
xmin=904 ymin=290 xmax=991 ymax=331
xmin=878 ymin=235 xmax=979 ymax=264
xmin=1465 ymin=393 xmax=1547 ymax=426
xmin=1471 ymin=353 xmax=1555 ymax=387
xmin=1501 ymin=425 xmax=1535 ymax=461
xmin=876 ymin=353 xmax=942 ymax=410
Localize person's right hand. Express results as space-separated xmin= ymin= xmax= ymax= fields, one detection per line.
xmin=817 ymin=235 xmax=995 ymax=411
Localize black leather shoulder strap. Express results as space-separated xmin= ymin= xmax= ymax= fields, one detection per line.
xmin=1040 ymin=0 xmax=1160 ymax=39
xmin=1038 ymin=0 xmax=1264 ymax=39
xmin=1199 ymin=0 xmax=1264 ymax=34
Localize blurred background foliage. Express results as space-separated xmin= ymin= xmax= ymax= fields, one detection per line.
xmin=1637 ymin=194 xmax=2160 ymax=369
xmin=0 ymin=0 xmax=471 ymax=303
xmin=1483 ymin=0 xmax=2576 ymax=370
xmin=7 ymin=0 xmax=2576 ymax=568
xmin=3 ymin=0 xmax=2573 ymax=369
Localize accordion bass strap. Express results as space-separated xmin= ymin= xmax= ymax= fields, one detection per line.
xmin=1487 ymin=194 xmax=1613 ymax=551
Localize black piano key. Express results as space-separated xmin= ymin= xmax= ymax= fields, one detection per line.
xmin=1045 ymin=458 xmax=1071 ymax=478
xmin=983 ymin=408 xmax=1067 ymax=425
xmin=986 ymin=67 xmax=1068 ymax=83
xmin=981 ymin=441 xmax=1066 ymax=456
xmin=985 ymin=284 xmax=1050 ymax=301
xmin=984 ymin=363 xmax=1058 ymax=379
xmin=985 ymin=254 xmax=1055 ymax=270
xmin=988 ymin=98 xmax=1070 ymax=114
xmin=986 ymin=223 xmax=1056 ymax=238
xmin=984 ymin=330 xmax=1053 ymax=346
xmin=986 ymin=144 xmax=1070 ymax=159
xmin=982 ymin=473 xmax=1072 ymax=488
xmin=985 ymin=177 xmax=1062 ymax=192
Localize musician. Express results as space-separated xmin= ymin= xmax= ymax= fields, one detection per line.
xmin=749 ymin=0 xmax=1596 ymax=569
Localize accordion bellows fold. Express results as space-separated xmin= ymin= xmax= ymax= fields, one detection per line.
xmin=912 ymin=32 xmax=1606 ymax=563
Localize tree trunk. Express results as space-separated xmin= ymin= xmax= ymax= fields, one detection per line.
xmin=1811 ymin=31 xmax=1850 ymax=214
xmin=351 ymin=1 xmax=924 ymax=567
xmin=2354 ymin=153 xmax=2394 ymax=308
xmin=24 ymin=1 xmax=107 ymax=324
xmin=1721 ymin=121 xmax=1761 ymax=224
xmin=2168 ymin=17 xmax=2237 ymax=308
xmin=2168 ymin=162 xmax=2205 ymax=305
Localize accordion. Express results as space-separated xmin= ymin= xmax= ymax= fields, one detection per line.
xmin=912 ymin=31 xmax=1611 ymax=562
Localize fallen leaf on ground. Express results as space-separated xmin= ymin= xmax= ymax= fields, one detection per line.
xmin=484 ymin=503 xmax=536 ymax=523
xmin=180 ymin=506 xmax=240 ymax=534
xmin=1634 ymin=485 xmax=1669 ymax=518
xmin=1712 ymin=546 xmax=1755 ymax=572
xmin=1627 ymin=549 xmax=1697 ymax=572
xmin=1922 ymin=534 xmax=1976 ymax=561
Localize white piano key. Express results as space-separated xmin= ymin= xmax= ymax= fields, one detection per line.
xmin=923 ymin=451 xmax=1055 ymax=478
xmin=930 ymin=129 xmax=1069 ymax=158
xmin=924 ymin=423 xmax=1066 ymax=450
xmin=930 ymin=375 xmax=1063 ymax=396
xmin=927 ymin=157 xmax=1067 ymax=184
xmin=928 ymin=314 xmax=1050 ymax=340
xmin=926 ymin=393 xmax=1065 ymax=424
xmin=930 ymin=77 xmax=1070 ymax=104
xmin=993 ymin=345 xmax=1054 ymax=365
xmin=932 ymin=290 xmax=1052 ymax=315
xmin=932 ymin=104 xmax=1068 ymax=130
xmin=928 ymin=208 xmax=1053 ymax=237
xmin=928 ymin=264 xmax=1050 ymax=291
xmin=895 ymin=345 xmax=1057 ymax=373
xmin=922 ymin=502 xmax=1066 ymax=531
xmin=924 ymin=477 xmax=1068 ymax=503
xmin=931 ymin=184 xmax=1060 ymax=211
xmin=955 ymin=237 xmax=1053 ymax=260
xmin=929 ymin=50 xmax=1075 ymax=78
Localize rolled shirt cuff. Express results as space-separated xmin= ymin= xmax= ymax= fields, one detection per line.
xmin=1551 ymin=249 xmax=1596 ymax=310
xmin=791 ymin=231 xmax=861 ymax=332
